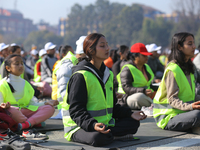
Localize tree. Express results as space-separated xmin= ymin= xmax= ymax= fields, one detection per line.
xmin=23 ymin=30 xmax=63 ymax=51
xmin=0 ymin=34 xmax=4 ymax=43
xmin=102 ymin=4 xmax=144 ymax=47
xmin=195 ymin=28 xmax=200 ymax=47
xmin=171 ymin=0 xmax=200 ymax=34
xmin=132 ymin=17 xmax=173 ymax=48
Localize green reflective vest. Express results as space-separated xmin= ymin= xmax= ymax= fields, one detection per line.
xmin=54 ymin=51 xmax=78 ymax=105
xmin=33 ymin=58 xmax=42 ymax=83
xmin=153 ymin=62 xmax=195 ymax=129
xmin=63 ymin=69 xmax=115 ymax=141
xmin=116 ymin=64 xmax=154 ymax=94
xmin=0 ymin=78 xmax=38 ymax=111
xmin=159 ymin=55 xmax=166 ymax=66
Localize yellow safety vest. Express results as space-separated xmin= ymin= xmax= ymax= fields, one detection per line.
xmin=117 ymin=64 xmax=154 ymax=94
xmin=0 ymin=78 xmax=38 ymax=111
xmin=33 ymin=59 xmax=42 ymax=83
xmin=153 ymin=62 xmax=195 ymax=129
xmin=62 ymin=69 xmax=115 ymax=141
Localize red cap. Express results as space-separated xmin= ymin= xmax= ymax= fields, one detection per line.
xmin=130 ymin=43 xmax=152 ymax=56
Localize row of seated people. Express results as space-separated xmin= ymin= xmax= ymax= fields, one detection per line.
xmin=0 ymin=32 xmax=200 ymax=148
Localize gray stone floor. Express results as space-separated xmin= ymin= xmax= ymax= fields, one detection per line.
xmin=28 ymin=98 xmax=200 ymax=150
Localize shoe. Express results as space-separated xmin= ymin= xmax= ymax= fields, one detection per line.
xmin=141 ymin=104 xmax=154 ymax=117
xmin=33 ymin=122 xmax=46 ymax=128
xmin=22 ymin=128 xmax=49 ymax=140
xmin=0 ymin=130 xmax=10 ymax=140
xmin=0 ymin=128 xmax=31 ymax=150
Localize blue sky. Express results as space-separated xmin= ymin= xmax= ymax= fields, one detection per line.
xmin=0 ymin=0 xmax=173 ymax=25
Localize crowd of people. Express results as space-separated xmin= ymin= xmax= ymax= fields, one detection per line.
xmin=0 ymin=31 xmax=200 ymax=149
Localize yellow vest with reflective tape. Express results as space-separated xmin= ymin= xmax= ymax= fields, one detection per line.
xmin=0 ymin=78 xmax=38 ymax=111
xmin=116 ymin=64 xmax=154 ymax=94
xmin=153 ymin=62 xmax=195 ymax=129
xmin=33 ymin=58 xmax=42 ymax=83
xmin=63 ymin=69 xmax=115 ymax=141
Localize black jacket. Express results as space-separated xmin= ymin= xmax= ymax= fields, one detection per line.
xmin=120 ymin=60 xmax=156 ymax=105
xmin=67 ymin=60 xmax=133 ymax=132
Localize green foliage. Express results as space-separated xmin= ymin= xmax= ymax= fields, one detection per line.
xmin=23 ymin=30 xmax=63 ymax=51
xmin=133 ymin=17 xmax=173 ymax=48
xmin=195 ymin=28 xmax=200 ymax=47
xmin=4 ymin=0 xmax=200 ymax=52
xmin=101 ymin=4 xmax=144 ymax=48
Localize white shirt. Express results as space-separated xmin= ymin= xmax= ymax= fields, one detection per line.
xmin=0 ymin=74 xmax=44 ymax=106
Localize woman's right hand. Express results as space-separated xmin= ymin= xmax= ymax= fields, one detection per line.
xmin=94 ymin=123 xmax=110 ymax=134
xmin=192 ymin=101 xmax=200 ymax=109
xmin=0 ymin=102 xmax=11 ymax=109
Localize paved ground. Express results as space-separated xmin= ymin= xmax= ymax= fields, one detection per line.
xmin=31 ymin=125 xmax=200 ymax=150
xmin=29 ymin=98 xmax=200 ymax=150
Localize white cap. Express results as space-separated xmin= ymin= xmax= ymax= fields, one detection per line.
xmin=167 ymin=49 xmax=171 ymax=55
xmin=21 ymin=51 xmax=24 ymax=55
xmin=10 ymin=43 xmax=17 ymax=47
xmin=31 ymin=49 xmax=38 ymax=55
xmin=39 ymin=49 xmax=47 ymax=57
xmin=0 ymin=43 xmax=9 ymax=52
xmin=195 ymin=49 xmax=199 ymax=55
xmin=75 ymin=36 xmax=87 ymax=54
xmin=157 ymin=50 xmax=161 ymax=54
xmin=147 ymin=43 xmax=162 ymax=53
xmin=44 ymin=42 xmax=56 ymax=51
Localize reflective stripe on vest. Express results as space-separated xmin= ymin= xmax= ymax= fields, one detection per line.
xmin=153 ymin=62 xmax=195 ymax=129
xmin=116 ymin=63 xmax=154 ymax=94
xmin=0 ymin=78 xmax=38 ymax=111
xmin=62 ymin=69 xmax=115 ymax=141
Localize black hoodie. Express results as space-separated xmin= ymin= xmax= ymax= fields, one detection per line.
xmin=67 ymin=60 xmax=133 ymax=132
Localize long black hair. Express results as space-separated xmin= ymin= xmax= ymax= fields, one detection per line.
xmin=4 ymin=54 xmax=22 ymax=93
xmin=168 ymin=32 xmax=195 ymax=74
xmin=58 ymin=45 xmax=72 ymax=59
xmin=8 ymin=45 xmax=20 ymax=54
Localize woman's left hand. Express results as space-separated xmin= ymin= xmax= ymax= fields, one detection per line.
xmin=44 ymin=100 xmax=59 ymax=107
xmin=131 ymin=111 xmax=147 ymax=121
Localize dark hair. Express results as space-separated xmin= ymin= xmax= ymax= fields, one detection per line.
xmin=119 ymin=45 xmax=129 ymax=54
xmin=82 ymin=33 xmax=105 ymax=61
xmin=58 ymin=45 xmax=72 ymax=59
xmin=8 ymin=45 xmax=20 ymax=54
xmin=4 ymin=54 xmax=22 ymax=93
xmin=128 ymin=52 xmax=140 ymax=60
xmin=168 ymin=32 xmax=194 ymax=74
xmin=109 ymin=48 xmax=119 ymax=63
xmin=198 ymin=44 xmax=200 ymax=51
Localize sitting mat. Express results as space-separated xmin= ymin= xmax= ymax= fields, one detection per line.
xmin=35 ymin=117 xmax=187 ymax=150
xmin=35 ymin=119 xmax=64 ymax=132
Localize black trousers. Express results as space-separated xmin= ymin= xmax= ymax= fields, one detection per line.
xmin=71 ymin=117 xmax=140 ymax=147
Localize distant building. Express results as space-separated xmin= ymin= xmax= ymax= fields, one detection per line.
xmin=37 ymin=20 xmax=59 ymax=35
xmin=58 ymin=18 xmax=68 ymax=37
xmin=156 ymin=11 xmax=180 ymax=23
xmin=139 ymin=4 xmax=165 ymax=19
xmin=0 ymin=8 xmax=37 ymax=38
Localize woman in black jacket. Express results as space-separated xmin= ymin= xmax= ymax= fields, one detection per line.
xmin=65 ymin=33 xmax=146 ymax=147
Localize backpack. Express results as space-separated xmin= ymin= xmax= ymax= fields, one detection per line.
xmin=0 ymin=107 xmax=18 ymax=132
